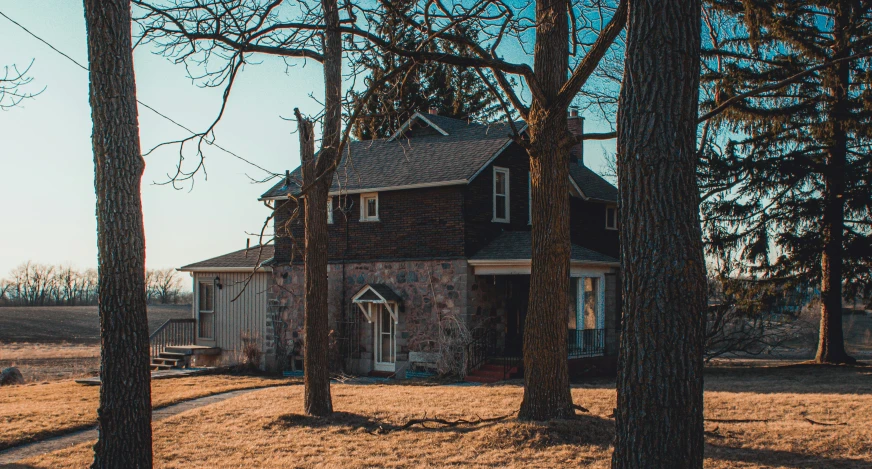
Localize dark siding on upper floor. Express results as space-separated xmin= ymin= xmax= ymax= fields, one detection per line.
xmin=463 ymin=143 xmax=532 ymax=257
xmin=273 ymin=185 xmax=467 ymax=264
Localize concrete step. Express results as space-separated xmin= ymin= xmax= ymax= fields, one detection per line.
xmin=464 ymin=375 xmax=501 ymax=384
xmin=150 ymin=363 xmax=174 ymax=370
xmin=159 ymin=352 xmax=187 ymax=359
xmin=468 ymin=369 xmax=506 ymax=380
xmin=152 ymin=357 xmax=184 ymax=366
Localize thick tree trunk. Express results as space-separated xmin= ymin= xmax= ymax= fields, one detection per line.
xmin=297 ymin=0 xmax=342 ymax=417
xmin=83 ymin=0 xmax=153 ymax=466
xmin=816 ymin=5 xmax=854 ymax=365
xmin=517 ymin=0 xmax=574 ymax=421
xmin=612 ymin=0 xmax=706 ymax=467
xmin=302 ymin=179 xmax=334 ymax=416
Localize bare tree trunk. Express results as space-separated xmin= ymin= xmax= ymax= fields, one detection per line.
xmin=816 ymin=4 xmax=854 ymax=365
xmin=298 ymin=111 xmax=334 ymax=416
xmin=518 ymin=0 xmax=574 ymax=421
xmin=83 ymin=0 xmax=153 ymax=466
xmin=612 ymin=0 xmax=706 ymax=466
xmin=296 ymin=0 xmax=343 ymax=418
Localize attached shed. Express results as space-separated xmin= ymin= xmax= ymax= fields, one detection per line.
xmin=179 ymin=245 xmax=276 ymax=369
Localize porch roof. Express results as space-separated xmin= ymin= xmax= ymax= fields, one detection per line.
xmin=352 ymin=283 xmax=403 ymax=303
xmin=178 ymin=245 xmax=274 ymax=272
xmin=469 ymin=231 xmax=618 ymax=265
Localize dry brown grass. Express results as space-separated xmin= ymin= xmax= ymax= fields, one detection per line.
xmin=0 ymin=374 xmax=288 ymax=451
xmin=14 ymin=363 xmax=872 ymax=468
xmin=0 ymin=343 xmax=101 ymax=383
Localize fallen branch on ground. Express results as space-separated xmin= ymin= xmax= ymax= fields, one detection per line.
xmin=369 ymin=412 xmax=512 ymax=435
xmin=572 ymin=404 xmax=589 ymax=413
xmin=705 ymin=418 xmax=771 ymax=423
xmin=804 ymin=417 xmax=847 ymax=426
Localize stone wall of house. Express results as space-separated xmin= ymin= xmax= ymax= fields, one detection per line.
xmin=270 ymin=259 xmax=470 ymax=377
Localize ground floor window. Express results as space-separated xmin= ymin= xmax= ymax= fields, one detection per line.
xmin=569 ymin=276 xmax=605 ymax=357
xmin=197 ymin=280 xmax=215 ymax=339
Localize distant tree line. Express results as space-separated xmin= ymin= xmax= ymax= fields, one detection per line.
xmin=0 ymin=262 xmax=191 ymax=306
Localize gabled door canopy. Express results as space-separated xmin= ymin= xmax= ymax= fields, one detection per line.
xmin=352 ymin=284 xmax=402 ymax=323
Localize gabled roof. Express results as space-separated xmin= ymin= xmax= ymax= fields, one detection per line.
xmin=470 ymin=231 xmax=618 ymax=264
xmin=261 ymin=114 xmax=617 ymax=202
xmin=179 ymin=245 xmax=274 ymax=272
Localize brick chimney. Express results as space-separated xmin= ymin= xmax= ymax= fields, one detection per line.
xmin=428 ymin=106 xmax=439 ymax=115
xmin=567 ymin=110 xmax=584 ymax=165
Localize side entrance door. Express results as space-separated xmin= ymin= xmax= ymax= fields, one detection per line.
xmin=373 ymin=303 xmax=396 ymax=372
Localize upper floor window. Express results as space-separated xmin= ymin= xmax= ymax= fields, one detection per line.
xmin=493 ymin=166 xmax=510 ymax=223
xmin=605 ymin=206 xmax=617 ymax=230
xmin=360 ymin=192 xmax=379 ymax=221
xmin=327 ymin=196 xmax=334 ymax=224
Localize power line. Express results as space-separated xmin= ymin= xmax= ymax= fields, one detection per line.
xmin=0 ymin=9 xmax=278 ymax=178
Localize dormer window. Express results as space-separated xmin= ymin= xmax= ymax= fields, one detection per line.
xmin=605 ymin=206 xmax=617 ymax=230
xmin=360 ymin=192 xmax=379 ymax=222
xmin=493 ymin=167 xmax=510 ymax=223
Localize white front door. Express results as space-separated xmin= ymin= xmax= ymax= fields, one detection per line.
xmin=373 ymin=304 xmax=396 ymax=372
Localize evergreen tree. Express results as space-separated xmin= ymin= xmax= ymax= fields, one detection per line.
xmin=352 ymin=3 xmax=502 ymax=139
xmin=701 ymin=0 xmax=872 ymax=363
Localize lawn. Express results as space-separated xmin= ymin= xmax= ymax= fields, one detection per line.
xmin=0 ymin=374 xmax=290 ymax=451
xmin=12 ymin=363 xmax=872 ymax=468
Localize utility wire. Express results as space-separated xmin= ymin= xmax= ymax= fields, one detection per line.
xmin=0 ymin=9 xmax=278 ymax=177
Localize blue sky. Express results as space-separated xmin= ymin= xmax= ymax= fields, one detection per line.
xmin=0 ymin=1 xmax=616 ymax=277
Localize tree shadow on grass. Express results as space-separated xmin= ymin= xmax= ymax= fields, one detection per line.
xmin=704 ymin=362 xmax=872 ymax=395
xmin=265 ymin=411 xmax=614 ymax=448
xmin=708 ymin=443 xmax=870 ymax=468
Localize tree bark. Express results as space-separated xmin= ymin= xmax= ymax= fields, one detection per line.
xmin=517 ymin=0 xmax=574 ymax=421
xmin=83 ymin=0 xmax=153 ymax=466
xmin=612 ymin=0 xmax=706 ymax=467
xmin=816 ymin=4 xmax=854 ymax=365
xmin=298 ymin=0 xmax=342 ymax=417
xmin=297 ymin=111 xmax=334 ymax=417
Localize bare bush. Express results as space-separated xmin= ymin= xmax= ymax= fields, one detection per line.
xmin=706 ymin=275 xmax=817 ymax=361
xmin=239 ymin=331 xmax=263 ymax=371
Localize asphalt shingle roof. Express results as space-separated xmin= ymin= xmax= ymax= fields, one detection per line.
xmin=354 ymin=284 xmax=404 ymax=303
xmin=261 ymin=114 xmax=617 ymax=202
xmin=179 ymin=245 xmax=274 ymax=271
xmin=470 ymin=231 xmax=618 ymax=264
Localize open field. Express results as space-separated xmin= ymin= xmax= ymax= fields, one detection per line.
xmin=0 ymin=343 xmax=100 ymax=383
xmin=7 ymin=363 xmax=872 ymax=468
xmin=0 ymin=305 xmax=191 ymax=344
xmin=0 ymin=305 xmax=191 ymax=382
xmin=0 ymin=374 xmax=290 ymax=451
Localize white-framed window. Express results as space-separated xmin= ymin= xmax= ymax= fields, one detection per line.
xmin=528 ymin=172 xmax=532 ymax=225
xmin=197 ymin=280 xmax=215 ymax=339
xmin=605 ymin=206 xmax=617 ymax=230
xmin=327 ymin=196 xmax=333 ymax=224
xmin=360 ymin=192 xmax=379 ymax=221
xmin=493 ymin=166 xmax=510 ymax=222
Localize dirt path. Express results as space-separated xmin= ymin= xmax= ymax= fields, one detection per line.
xmin=0 ymin=386 xmax=277 ymax=466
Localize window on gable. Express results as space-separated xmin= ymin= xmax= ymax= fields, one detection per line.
xmin=493 ymin=167 xmax=510 ymax=223
xmin=605 ymin=206 xmax=617 ymax=230
xmin=360 ymin=192 xmax=379 ymax=221
xmin=327 ymin=196 xmax=333 ymax=224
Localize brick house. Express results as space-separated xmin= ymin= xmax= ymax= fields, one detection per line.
xmin=179 ymin=111 xmax=620 ymax=380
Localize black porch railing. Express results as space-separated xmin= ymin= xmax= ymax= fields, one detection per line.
xmin=149 ymin=318 xmax=196 ymax=359
xmin=567 ymin=328 xmax=606 ymax=358
xmin=465 ymin=328 xmax=496 ymax=375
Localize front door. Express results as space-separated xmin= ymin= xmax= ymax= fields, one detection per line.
xmin=505 ymin=276 xmax=529 ymax=355
xmin=373 ymin=304 xmax=396 ymax=372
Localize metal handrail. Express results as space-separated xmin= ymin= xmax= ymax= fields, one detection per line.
xmin=465 ymin=328 xmax=496 ymax=376
xmin=149 ymin=318 xmax=196 ymax=358
xmin=567 ymin=328 xmax=606 ymax=358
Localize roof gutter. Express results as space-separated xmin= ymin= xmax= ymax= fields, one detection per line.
xmin=259 ymin=179 xmax=468 ymax=201
xmin=177 ymin=266 xmax=273 ymax=273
